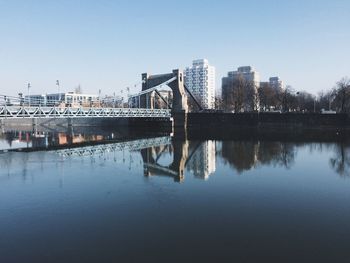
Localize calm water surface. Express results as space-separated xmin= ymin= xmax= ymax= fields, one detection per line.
xmin=1 ymin=128 xmax=350 ymax=262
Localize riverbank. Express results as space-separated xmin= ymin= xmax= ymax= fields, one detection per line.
xmin=188 ymin=112 xmax=350 ymax=128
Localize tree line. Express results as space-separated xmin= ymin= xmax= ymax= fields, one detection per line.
xmin=219 ymin=76 xmax=350 ymax=114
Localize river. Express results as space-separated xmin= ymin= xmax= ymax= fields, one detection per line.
xmin=1 ymin=127 xmax=350 ymax=262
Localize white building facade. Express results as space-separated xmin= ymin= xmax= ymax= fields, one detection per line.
xmin=184 ymin=59 xmax=216 ymax=109
xmin=24 ymin=92 xmax=99 ymax=107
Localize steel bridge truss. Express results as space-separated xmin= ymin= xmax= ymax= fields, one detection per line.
xmin=0 ymin=106 xmax=171 ymax=119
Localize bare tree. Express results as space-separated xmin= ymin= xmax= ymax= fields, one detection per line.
xmin=244 ymin=79 xmax=259 ymax=112
xmin=222 ymin=75 xmax=258 ymax=112
xmin=295 ymin=91 xmax=315 ymax=112
xmin=222 ymin=75 xmax=243 ymax=112
xmin=332 ymin=77 xmax=350 ymax=113
xmin=318 ymin=90 xmax=334 ymax=111
xmin=214 ymin=96 xmax=223 ymax=110
xmin=258 ymin=83 xmax=280 ymax=111
xmin=280 ymin=85 xmax=297 ymax=112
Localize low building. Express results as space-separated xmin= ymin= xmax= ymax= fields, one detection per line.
xmin=24 ymin=94 xmax=46 ymax=106
xmin=24 ymin=92 xmax=100 ymax=107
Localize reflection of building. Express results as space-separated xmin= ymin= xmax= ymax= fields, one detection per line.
xmin=31 ymin=132 xmax=49 ymax=148
xmin=187 ymin=140 xmax=216 ymax=180
xmin=185 ymin=59 xmax=216 ymax=109
xmin=57 ymin=133 xmax=104 ymax=145
xmin=0 ymin=130 xmax=107 ymax=150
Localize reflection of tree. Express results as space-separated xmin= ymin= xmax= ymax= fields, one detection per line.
xmin=257 ymin=142 xmax=296 ymax=169
xmin=222 ymin=141 xmax=258 ymax=173
xmin=221 ymin=141 xmax=296 ymax=173
xmin=330 ymin=143 xmax=350 ymax=177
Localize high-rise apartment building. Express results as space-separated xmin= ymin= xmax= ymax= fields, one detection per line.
xmin=222 ymin=66 xmax=260 ymax=112
xmin=184 ymin=59 xmax=216 ymax=109
xmin=227 ymin=66 xmax=260 ymax=87
xmin=269 ymin=77 xmax=284 ymax=90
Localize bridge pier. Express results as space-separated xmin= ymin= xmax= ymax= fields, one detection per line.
xmin=172 ymin=111 xmax=188 ymax=141
xmin=172 ymin=111 xmax=187 ymax=129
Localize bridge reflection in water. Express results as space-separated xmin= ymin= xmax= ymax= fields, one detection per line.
xmin=1 ymin=127 xmax=350 ymax=180
xmin=141 ymin=140 xmax=216 ymax=182
xmin=0 ymin=128 xmax=217 ymax=182
xmin=57 ymin=137 xmax=217 ymax=183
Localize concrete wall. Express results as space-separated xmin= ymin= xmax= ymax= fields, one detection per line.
xmin=188 ymin=112 xmax=350 ymax=128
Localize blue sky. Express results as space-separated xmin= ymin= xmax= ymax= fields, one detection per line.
xmin=0 ymin=0 xmax=349 ymax=96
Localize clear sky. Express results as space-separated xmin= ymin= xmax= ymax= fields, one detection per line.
xmin=0 ymin=0 xmax=349 ymax=96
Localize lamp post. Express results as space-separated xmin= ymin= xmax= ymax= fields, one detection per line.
xmin=126 ymin=87 xmax=130 ymax=108
xmin=314 ymin=96 xmax=317 ymax=113
xmin=18 ymin=93 xmax=23 ymax=106
xmin=296 ymin=91 xmax=300 ymax=112
xmin=27 ymin=82 xmax=31 ymax=107
xmin=120 ymin=89 xmax=124 ymax=108
xmin=56 ymin=80 xmax=60 ymax=106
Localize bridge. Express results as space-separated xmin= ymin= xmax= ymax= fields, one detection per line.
xmin=57 ymin=135 xmax=210 ymax=183
xmin=0 ymin=69 xmax=202 ymax=128
xmin=0 ymin=106 xmax=170 ymax=119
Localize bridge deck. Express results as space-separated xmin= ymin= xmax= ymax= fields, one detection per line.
xmin=0 ymin=106 xmax=171 ymax=119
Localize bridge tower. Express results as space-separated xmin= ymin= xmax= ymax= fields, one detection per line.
xmin=141 ymin=69 xmax=188 ymax=128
